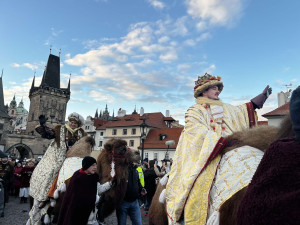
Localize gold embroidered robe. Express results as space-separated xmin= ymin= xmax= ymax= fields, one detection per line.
xmin=166 ymin=100 xmax=256 ymax=225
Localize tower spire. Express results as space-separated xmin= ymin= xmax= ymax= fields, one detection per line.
xmin=0 ymin=72 xmax=5 ymax=110
xmin=31 ymin=75 xmax=35 ymax=89
xmin=95 ymin=109 xmax=99 ymax=118
xmin=67 ymin=73 xmax=71 ymax=91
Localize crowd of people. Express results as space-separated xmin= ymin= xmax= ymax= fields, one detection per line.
xmin=0 ymin=154 xmax=39 ymax=217
xmin=1 ymin=73 xmax=299 ymax=225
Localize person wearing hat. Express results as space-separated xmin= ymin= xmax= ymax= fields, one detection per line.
xmin=0 ymin=154 xmax=14 ymax=207
xmin=58 ymin=156 xmax=112 ymax=225
xmin=237 ymin=86 xmax=300 ymax=225
xmin=165 ymin=73 xmax=272 ymax=224
xmin=29 ymin=112 xmax=86 ymax=211
xmin=0 ymin=153 xmax=12 ymax=217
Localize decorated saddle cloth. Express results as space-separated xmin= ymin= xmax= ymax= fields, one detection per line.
xmin=56 ymin=157 xmax=83 ymax=189
xmin=208 ymin=145 xmax=264 ymax=218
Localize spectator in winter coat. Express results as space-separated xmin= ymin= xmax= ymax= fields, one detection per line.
xmin=144 ymin=160 xmax=158 ymax=212
xmin=116 ymin=163 xmax=146 ymax=225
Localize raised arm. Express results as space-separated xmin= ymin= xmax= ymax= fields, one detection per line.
xmin=35 ymin=115 xmax=56 ymax=139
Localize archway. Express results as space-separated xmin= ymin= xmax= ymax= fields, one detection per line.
xmin=6 ymin=143 xmax=34 ymax=160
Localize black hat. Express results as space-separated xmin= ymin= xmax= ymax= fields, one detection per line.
xmin=82 ymin=156 xmax=97 ymax=171
xmin=290 ymin=86 xmax=300 ymax=142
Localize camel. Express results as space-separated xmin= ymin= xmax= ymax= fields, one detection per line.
xmin=96 ymin=138 xmax=141 ymax=224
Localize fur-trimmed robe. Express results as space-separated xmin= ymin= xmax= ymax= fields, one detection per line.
xmin=58 ymin=170 xmax=99 ymax=225
xmin=237 ymin=137 xmax=300 ymax=225
xmin=30 ymin=124 xmax=86 ymax=202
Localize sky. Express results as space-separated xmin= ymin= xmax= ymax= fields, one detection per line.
xmin=1 ymin=0 xmax=299 ymax=124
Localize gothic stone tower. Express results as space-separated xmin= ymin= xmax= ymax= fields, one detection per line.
xmin=26 ymin=54 xmax=70 ymax=133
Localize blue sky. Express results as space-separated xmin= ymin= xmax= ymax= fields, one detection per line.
xmin=1 ymin=0 xmax=299 ymax=124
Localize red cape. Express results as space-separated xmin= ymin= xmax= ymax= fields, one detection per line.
xmin=58 ymin=170 xmax=99 ymax=225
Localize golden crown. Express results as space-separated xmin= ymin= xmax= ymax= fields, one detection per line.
xmin=194 ymin=73 xmax=221 ymax=89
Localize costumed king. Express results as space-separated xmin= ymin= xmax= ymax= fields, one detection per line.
xmin=165 ymin=73 xmax=272 ymax=225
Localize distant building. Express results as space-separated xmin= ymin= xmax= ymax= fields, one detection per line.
xmin=26 ymin=54 xmax=70 ymax=133
xmin=3 ymin=53 xmax=71 ymax=160
xmin=8 ymin=96 xmax=28 ymax=131
xmin=138 ymin=127 xmax=183 ymax=164
xmin=262 ymin=88 xmax=295 ymax=127
xmin=93 ymin=108 xmax=176 ymax=161
xmin=262 ymin=103 xmax=289 ymax=127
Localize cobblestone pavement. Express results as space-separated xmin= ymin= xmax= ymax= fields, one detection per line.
xmin=0 ymin=196 xmax=149 ymax=225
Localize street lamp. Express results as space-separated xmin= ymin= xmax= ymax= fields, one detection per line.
xmin=165 ymin=140 xmax=175 ymax=160
xmin=140 ymin=117 xmax=148 ymax=161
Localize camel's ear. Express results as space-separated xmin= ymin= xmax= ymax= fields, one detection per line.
xmin=85 ymin=136 xmax=95 ymax=147
xmin=104 ymin=139 xmax=113 ymax=152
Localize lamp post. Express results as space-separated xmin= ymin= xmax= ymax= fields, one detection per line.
xmin=140 ymin=117 xmax=148 ymax=161
xmin=165 ymin=140 xmax=175 ymax=160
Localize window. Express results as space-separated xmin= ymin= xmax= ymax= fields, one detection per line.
xmin=145 ymin=153 xmax=149 ymax=159
xmin=0 ymin=124 xmax=3 ymax=130
xmin=160 ymin=134 xmax=167 ymax=140
xmin=31 ymin=113 xmax=34 ymax=121
xmin=123 ymin=129 xmax=127 ymax=135
xmin=100 ymin=132 xmax=104 ymax=136
xmin=99 ymin=141 xmax=103 ymax=147
xmin=154 ymin=153 xmax=158 ymax=160
xmin=129 ymin=140 xmax=134 ymax=147
xmin=131 ymin=128 xmax=136 ymax=135
xmin=112 ymin=129 xmax=117 ymax=135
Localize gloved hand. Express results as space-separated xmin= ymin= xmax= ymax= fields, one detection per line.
xmin=251 ymin=85 xmax=272 ymax=109
xmin=38 ymin=115 xmax=48 ymax=126
xmin=263 ymin=85 xmax=272 ymax=98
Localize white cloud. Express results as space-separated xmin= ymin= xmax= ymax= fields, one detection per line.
xmin=159 ymin=51 xmax=178 ymax=62
xmin=196 ymin=32 xmax=212 ymax=41
xmin=185 ymin=0 xmax=246 ymax=28
xmin=11 ymin=62 xmax=39 ymax=70
xmin=148 ymin=0 xmax=165 ymax=9
xmin=172 ymin=17 xmax=189 ymax=36
xmin=89 ymin=90 xmax=115 ymax=102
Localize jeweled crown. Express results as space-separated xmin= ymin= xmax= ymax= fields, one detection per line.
xmin=194 ymin=73 xmax=221 ymax=88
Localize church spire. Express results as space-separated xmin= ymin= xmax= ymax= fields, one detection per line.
xmin=0 ymin=70 xmax=5 ymax=110
xmin=31 ymin=75 xmax=35 ymax=89
xmin=95 ymin=109 xmax=99 ymax=118
xmin=67 ymin=74 xmax=71 ymax=91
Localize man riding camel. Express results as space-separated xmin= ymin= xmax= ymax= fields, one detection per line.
xmin=28 ymin=112 xmax=86 ymax=224
xmin=165 ymin=73 xmax=272 ymax=225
